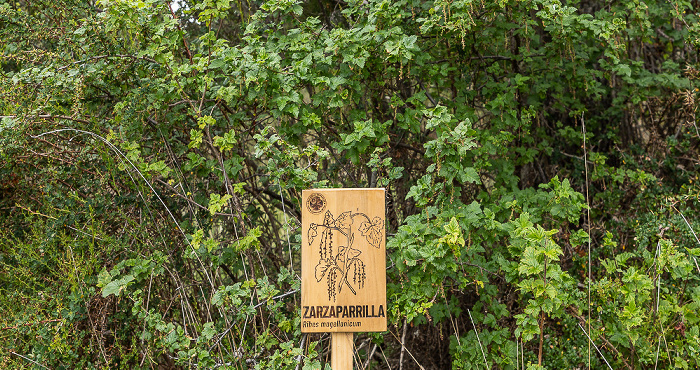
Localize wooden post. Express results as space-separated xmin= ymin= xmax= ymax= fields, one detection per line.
xmin=331 ymin=332 xmax=353 ymax=370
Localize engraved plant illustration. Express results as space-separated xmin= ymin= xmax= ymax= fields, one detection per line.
xmin=308 ymin=210 xmax=384 ymax=302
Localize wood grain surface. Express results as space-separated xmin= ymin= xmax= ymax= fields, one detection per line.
xmin=301 ymin=188 xmax=387 ymax=333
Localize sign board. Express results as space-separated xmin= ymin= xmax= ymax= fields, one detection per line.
xmin=301 ymin=188 xmax=387 ymax=333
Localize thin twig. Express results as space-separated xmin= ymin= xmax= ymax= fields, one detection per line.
xmin=671 ymin=205 xmax=700 ymax=274
xmin=515 ymin=333 xmax=519 ymax=370
xmin=399 ymin=319 xmax=408 ymax=370
xmin=570 ymin=310 xmax=632 ymax=369
xmin=252 ymin=289 xmax=299 ymax=310
xmin=577 ymin=324 xmax=613 ymax=370
xmin=468 ymin=309 xmax=489 ymax=369
xmin=653 ymin=236 xmax=665 ymax=370
xmin=377 ymin=345 xmax=392 ymax=370
xmin=655 ymin=238 xmax=662 ymax=314
xmin=293 ymin=334 xmax=307 ymax=370
xmin=279 ymin=181 xmax=294 ymax=275
xmin=10 ymin=351 xmax=49 ymax=369
xmin=654 ymin=336 xmax=661 ymax=370
xmin=388 ymin=322 xmax=424 ymax=370
xmin=2 ymin=319 xmax=62 ymax=330
xmin=1 ymin=114 xmax=90 ymax=124
xmin=362 ymin=343 xmax=378 ymax=370
xmin=154 ymin=178 xmax=236 ymax=217
xmin=559 ymin=150 xmax=596 ymax=164
xmin=582 ymin=115 xmax=592 ymax=370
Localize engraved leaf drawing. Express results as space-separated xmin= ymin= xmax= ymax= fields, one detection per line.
xmin=334 ymin=211 xmax=353 ymax=231
xmin=359 ymin=216 xmax=384 ymax=248
xmin=315 ymin=259 xmax=332 ymax=282
xmin=307 ymin=223 xmax=318 ymax=246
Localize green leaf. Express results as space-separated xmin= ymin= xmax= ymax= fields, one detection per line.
xmin=189 ymin=129 xmax=203 ymax=149
xmin=101 ymin=275 xmax=134 ymax=297
xmin=208 ymin=193 xmax=233 ymax=215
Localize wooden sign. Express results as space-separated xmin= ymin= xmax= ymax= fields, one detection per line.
xmin=301 ymin=188 xmax=387 ymax=333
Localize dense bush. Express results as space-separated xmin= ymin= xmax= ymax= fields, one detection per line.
xmin=1 ymin=0 xmax=699 ymax=368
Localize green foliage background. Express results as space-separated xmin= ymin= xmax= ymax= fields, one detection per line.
xmin=1 ymin=0 xmax=700 ymax=368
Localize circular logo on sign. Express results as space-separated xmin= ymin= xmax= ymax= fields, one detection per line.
xmin=306 ymin=193 xmax=327 ymax=214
